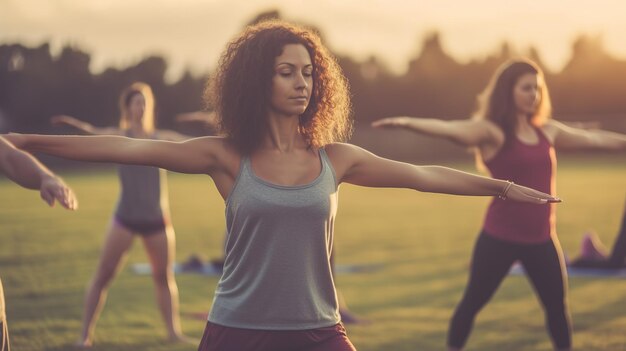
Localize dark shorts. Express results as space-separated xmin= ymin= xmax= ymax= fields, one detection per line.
xmin=114 ymin=216 xmax=168 ymax=236
xmin=198 ymin=321 xmax=357 ymax=351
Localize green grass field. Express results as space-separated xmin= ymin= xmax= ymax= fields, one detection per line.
xmin=1 ymin=156 xmax=625 ymax=351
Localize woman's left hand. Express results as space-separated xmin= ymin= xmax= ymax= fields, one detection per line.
xmin=505 ymin=183 xmax=561 ymax=204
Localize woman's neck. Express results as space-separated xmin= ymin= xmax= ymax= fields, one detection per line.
xmin=127 ymin=123 xmax=147 ymax=136
xmin=513 ymin=113 xmax=542 ymax=144
xmin=515 ymin=113 xmax=534 ymax=131
xmin=261 ymin=112 xmax=305 ymax=153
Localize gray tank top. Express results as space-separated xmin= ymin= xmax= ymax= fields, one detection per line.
xmin=114 ymin=132 xmax=168 ymax=222
xmin=208 ymin=148 xmax=341 ymax=330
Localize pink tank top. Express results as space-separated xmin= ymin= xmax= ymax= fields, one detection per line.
xmin=483 ymin=127 xmax=557 ymax=243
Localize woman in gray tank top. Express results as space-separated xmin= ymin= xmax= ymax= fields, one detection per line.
xmin=50 ymin=82 xmax=197 ymax=347
xmin=6 ymin=21 xmax=560 ymax=351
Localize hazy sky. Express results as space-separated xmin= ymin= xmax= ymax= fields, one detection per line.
xmin=2 ymin=0 xmax=626 ymax=81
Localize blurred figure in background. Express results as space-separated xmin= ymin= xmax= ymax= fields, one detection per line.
xmin=51 ymin=82 xmax=195 ymax=347
xmin=570 ymin=197 xmax=626 ymax=269
xmin=373 ymin=58 xmax=626 ymax=351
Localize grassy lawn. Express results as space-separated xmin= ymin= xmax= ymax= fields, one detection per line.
xmin=1 ymin=155 xmax=624 ymax=351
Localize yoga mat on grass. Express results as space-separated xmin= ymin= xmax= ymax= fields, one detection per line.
xmin=508 ymin=262 xmax=626 ymax=278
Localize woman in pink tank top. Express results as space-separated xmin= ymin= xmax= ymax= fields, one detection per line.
xmin=373 ymin=59 xmax=626 ymax=351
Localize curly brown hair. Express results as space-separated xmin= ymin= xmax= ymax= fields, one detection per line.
xmin=205 ymin=20 xmax=353 ymax=154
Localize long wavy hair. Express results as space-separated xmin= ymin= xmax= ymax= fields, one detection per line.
xmin=472 ymin=59 xmax=552 ymax=169
xmin=205 ymin=20 xmax=353 ymax=154
xmin=118 ymin=82 xmax=155 ymax=134
xmin=475 ymin=58 xmax=552 ymax=139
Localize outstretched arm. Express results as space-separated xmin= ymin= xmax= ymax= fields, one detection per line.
xmin=371 ymin=116 xmax=499 ymax=147
xmin=154 ymin=129 xmax=197 ymax=142
xmin=0 ymin=136 xmax=77 ymax=209
xmin=326 ymin=143 xmax=559 ymax=204
xmin=3 ymin=133 xmax=221 ymax=175
xmin=546 ymin=120 xmax=626 ymax=151
xmin=51 ymin=115 xmax=121 ymax=135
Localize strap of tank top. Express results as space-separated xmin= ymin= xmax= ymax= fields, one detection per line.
xmin=533 ymin=125 xmax=552 ymax=146
xmin=239 ymin=154 xmax=251 ymax=178
xmin=318 ymin=147 xmax=338 ymax=188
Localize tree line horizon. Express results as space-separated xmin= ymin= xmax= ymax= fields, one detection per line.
xmin=1 ymin=12 xmax=625 ymax=162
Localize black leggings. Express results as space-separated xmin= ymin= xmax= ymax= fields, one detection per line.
xmin=571 ymin=207 xmax=626 ymax=269
xmin=447 ymin=232 xmax=571 ymax=349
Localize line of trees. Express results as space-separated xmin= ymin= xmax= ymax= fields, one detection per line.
xmin=1 ymin=11 xmax=625 ymax=161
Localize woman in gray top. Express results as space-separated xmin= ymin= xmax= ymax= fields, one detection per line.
xmin=51 ymin=82 xmax=194 ymax=347
xmin=5 ymin=21 xmax=560 ymax=351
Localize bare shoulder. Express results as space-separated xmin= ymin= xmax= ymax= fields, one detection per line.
xmin=542 ymin=119 xmax=564 ymax=132
xmin=539 ymin=120 xmax=563 ymax=143
xmin=324 ymin=142 xmax=368 ymax=161
xmin=323 ymin=143 xmax=358 ymax=183
xmin=324 ymin=142 xmax=355 ymax=154
xmin=476 ymin=119 xmax=505 ymax=144
xmin=472 ymin=119 xmax=505 ymax=160
xmin=324 ymin=142 xmax=377 ymax=178
xmin=192 ymin=136 xmax=241 ymax=175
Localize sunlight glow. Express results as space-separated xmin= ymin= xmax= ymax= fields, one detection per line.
xmin=1 ymin=0 xmax=625 ymax=80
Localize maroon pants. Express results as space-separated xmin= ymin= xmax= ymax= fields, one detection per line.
xmin=198 ymin=321 xmax=357 ymax=351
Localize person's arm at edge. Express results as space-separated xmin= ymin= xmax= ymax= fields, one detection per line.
xmin=3 ymin=133 xmax=221 ymax=175
xmin=0 ymin=136 xmax=77 ymax=209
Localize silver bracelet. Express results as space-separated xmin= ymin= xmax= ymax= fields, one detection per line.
xmin=498 ymin=181 xmax=514 ymax=200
